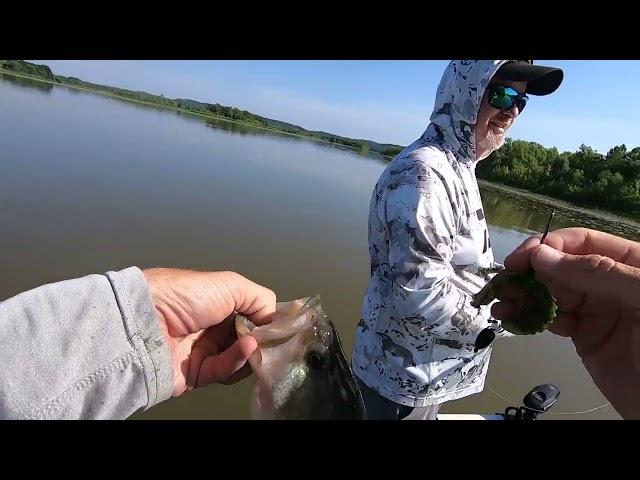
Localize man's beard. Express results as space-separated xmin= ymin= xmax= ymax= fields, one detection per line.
xmin=477 ymin=130 xmax=506 ymax=160
xmin=484 ymin=129 xmax=506 ymax=150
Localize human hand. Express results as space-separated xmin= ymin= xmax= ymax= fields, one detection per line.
xmin=143 ymin=268 xmax=276 ymax=396
xmin=491 ymin=228 xmax=640 ymax=419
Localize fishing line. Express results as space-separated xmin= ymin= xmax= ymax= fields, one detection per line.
xmin=487 ymin=385 xmax=611 ymax=416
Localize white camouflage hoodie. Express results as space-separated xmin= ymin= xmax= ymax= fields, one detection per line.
xmin=352 ymin=60 xmax=514 ymax=408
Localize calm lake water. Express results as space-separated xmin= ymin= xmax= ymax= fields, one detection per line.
xmin=0 ymin=73 xmax=622 ymax=419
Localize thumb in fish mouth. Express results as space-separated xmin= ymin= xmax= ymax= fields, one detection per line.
xmin=187 ymin=331 xmax=260 ymax=389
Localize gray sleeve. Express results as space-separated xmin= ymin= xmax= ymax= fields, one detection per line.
xmin=0 ymin=267 xmax=174 ymax=420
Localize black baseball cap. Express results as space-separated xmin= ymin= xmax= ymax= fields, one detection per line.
xmin=496 ymin=60 xmax=564 ymax=96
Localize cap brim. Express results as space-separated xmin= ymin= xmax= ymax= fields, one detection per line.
xmin=497 ymin=63 xmax=564 ymax=96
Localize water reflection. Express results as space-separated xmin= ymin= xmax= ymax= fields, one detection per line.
xmin=0 ymin=73 xmax=627 ymax=420
xmin=481 ymin=188 xmax=574 ymax=235
xmin=0 ymin=73 xmax=53 ymax=94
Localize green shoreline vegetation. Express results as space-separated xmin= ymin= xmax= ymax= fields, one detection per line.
xmin=3 ymin=60 xmax=640 ymax=230
xmin=0 ymin=60 xmax=403 ymax=159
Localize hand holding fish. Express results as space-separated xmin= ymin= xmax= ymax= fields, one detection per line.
xmin=143 ymin=268 xmax=276 ymax=396
xmin=492 ymin=227 xmax=640 ymax=419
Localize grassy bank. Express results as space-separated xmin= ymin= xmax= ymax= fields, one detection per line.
xmin=479 ymin=179 xmax=640 ymax=239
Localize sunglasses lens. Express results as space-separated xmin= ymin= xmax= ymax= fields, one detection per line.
xmin=489 ymin=85 xmax=527 ymax=112
xmin=489 ymin=86 xmax=514 ymax=109
xmin=517 ymin=95 xmax=528 ymax=112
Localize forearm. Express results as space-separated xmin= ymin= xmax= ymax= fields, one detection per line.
xmin=392 ymin=272 xmax=495 ymax=340
xmin=0 ymin=267 xmax=174 ymax=419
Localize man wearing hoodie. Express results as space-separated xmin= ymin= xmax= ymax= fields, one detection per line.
xmin=351 ymin=60 xmax=564 ymax=420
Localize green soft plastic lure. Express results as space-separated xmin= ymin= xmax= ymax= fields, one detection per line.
xmin=472 ymin=211 xmax=558 ymax=336
xmin=471 ymin=269 xmax=558 ymax=335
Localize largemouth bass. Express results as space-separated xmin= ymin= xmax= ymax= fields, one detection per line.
xmin=236 ymin=295 xmax=366 ymax=420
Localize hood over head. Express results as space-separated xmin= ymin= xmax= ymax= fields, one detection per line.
xmin=420 ymin=60 xmax=563 ymax=163
xmin=421 ymin=60 xmax=508 ymax=163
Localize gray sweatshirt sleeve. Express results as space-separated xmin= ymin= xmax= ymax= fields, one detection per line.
xmin=0 ymin=267 xmax=175 ymax=420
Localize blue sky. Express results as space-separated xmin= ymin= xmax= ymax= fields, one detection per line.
xmin=33 ymin=60 xmax=640 ymax=154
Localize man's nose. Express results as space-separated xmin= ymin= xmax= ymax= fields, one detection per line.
xmin=504 ymin=104 xmax=520 ymax=118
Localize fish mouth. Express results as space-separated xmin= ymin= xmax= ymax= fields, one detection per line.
xmin=236 ymin=296 xmax=367 ymax=420
xmin=236 ymin=296 xmax=315 ymax=346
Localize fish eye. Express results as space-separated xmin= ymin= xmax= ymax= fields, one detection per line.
xmin=306 ymin=346 xmax=328 ymax=369
xmin=308 ymin=352 xmax=324 ymax=368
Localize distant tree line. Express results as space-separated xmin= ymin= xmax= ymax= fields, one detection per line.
xmin=477 ymin=139 xmax=640 ymax=218
xmin=0 ymin=60 xmax=405 ymax=158
xmin=3 ymin=60 xmax=639 ymax=219
xmin=0 ymin=60 xmax=54 ymax=79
